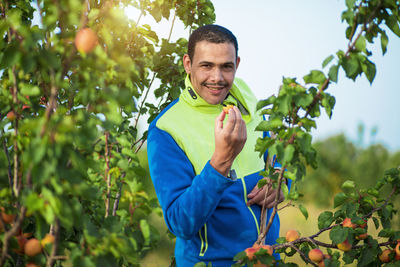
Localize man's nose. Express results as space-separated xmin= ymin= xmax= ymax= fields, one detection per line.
xmin=210 ymin=67 xmax=223 ymax=82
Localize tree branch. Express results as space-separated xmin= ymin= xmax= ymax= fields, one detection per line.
xmin=104 ymin=131 xmax=111 ymax=218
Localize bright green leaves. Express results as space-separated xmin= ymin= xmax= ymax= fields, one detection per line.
xmin=341 ymin=53 xmax=360 ymax=80
xmin=298 ymin=204 xmax=309 ymax=220
xmin=334 ymin=192 xmax=348 ymax=208
xmin=380 ymin=30 xmax=389 ymax=55
xmin=318 ymin=211 xmax=334 ymax=230
xmin=330 ymin=225 xmax=350 ymax=244
xmin=340 ymin=52 xmax=376 ymax=83
xmin=355 ymin=35 xmax=367 ymax=53
xmin=322 ymin=55 xmax=334 ymax=68
xmin=0 ymin=41 xmax=21 ymax=69
xmin=321 ymin=92 xmax=336 ymax=119
xmin=384 ymin=13 xmax=400 ymax=38
xmin=303 ymin=70 xmax=327 ymax=85
xmin=328 ymin=64 xmax=339 ymax=83
xmin=255 ymin=118 xmax=283 ymax=132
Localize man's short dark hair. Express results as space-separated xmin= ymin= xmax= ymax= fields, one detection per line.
xmin=187 ymin=24 xmax=238 ymax=62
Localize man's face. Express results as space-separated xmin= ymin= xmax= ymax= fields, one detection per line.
xmin=183 ymin=41 xmax=240 ymax=105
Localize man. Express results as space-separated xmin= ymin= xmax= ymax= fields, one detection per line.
xmin=147 ymin=24 xmax=284 ymax=266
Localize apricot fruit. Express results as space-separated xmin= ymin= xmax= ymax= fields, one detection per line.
xmin=260 ymin=245 xmax=273 ymax=256
xmin=24 ymin=238 xmax=42 ymax=257
xmin=395 ymin=242 xmax=400 ymax=260
xmin=285 ymin=229 xmax=300 ymax=242
xmin=337 ymin=240 xmax=351 ymax=252
xmin=342 ymin=218 xmax=356 ymax=229
xmin=75 ymin=28 xmax=98 ymax=53
xmin=245 ymin=246 xmax=258 ymax=260
xmin=6 ymin=111 xmax=16 ymax=121
xmin=41 ymin=233 xmax=55 ymax=247
xmin=1 ymin=207 xmax=15 ymax=224
xmin=379 ymin=249 xmax=392 ymax=263
xmin=222 ymin=104 xmax=234 ymax=114
xmin=309 ymin=248 xmax=324 ymax=263
xmin=356 ymin=233 xmax=368 ymax=240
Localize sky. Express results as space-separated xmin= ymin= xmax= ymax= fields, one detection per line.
xmin=126 ymin=1 xmax=400 ymax=151
xmin=32 ymin=1 xmax=400 ymax=151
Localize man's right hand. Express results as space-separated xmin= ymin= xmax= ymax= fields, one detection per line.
xmin=210 ymin=106 xmax=247 ymax=177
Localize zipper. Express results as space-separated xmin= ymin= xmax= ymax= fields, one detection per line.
xmin=240 ymin=178 xmax=260 ymax=236
xmin=198 ymin=224 xmax=208 ymax=256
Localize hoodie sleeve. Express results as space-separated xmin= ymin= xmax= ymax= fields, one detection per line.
xmin=147 ymin=125 xmax=235 ymax=239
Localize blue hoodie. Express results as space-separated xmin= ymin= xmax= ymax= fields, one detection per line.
xmin=147 ymin=76 xmax=283 ymax=266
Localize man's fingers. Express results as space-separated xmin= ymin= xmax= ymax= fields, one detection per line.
xmin=223 ymin=106 xmax=237 ymax=133
xmin=215 ymin=110 xmax=226 ymax=131
xmin=247 ymin=186 xmax=262 ymax=199
xmin=265 ymin=190 xmax=285 ymax=209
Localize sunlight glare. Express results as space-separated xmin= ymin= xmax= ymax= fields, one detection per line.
xmin=124 ymin=5 xmax=141 ymax=22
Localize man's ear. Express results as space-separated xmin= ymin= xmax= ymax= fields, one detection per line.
xmin=236 ymin=56 xmax=241 ymax=70
xmin=183 ymin=54 xmax=191 ymax=74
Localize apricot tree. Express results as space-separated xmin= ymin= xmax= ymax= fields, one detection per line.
xmin=0 ymin=0 xmax=214 ymax=266
xmin=232 ymin=0 xmax=400 ymax=266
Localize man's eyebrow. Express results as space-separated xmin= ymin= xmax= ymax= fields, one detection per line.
xmin=198 ymin=61 xmax=214 ymax=65
xmin=198 ymin=61 xmax=235 ymax=66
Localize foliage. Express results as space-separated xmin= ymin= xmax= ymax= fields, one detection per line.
xmin=233 ymin=0 xmax=400 ymax=266
xmin=0 ymin=0 xmax=215 ymax=266
xmin=299 ymin=132 xmax=400 ymax=207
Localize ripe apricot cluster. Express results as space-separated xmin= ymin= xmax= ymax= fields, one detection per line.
xmin=244 ymin=244 xmax=273 ymax=267
xmin=379 ymin=242 xmax=400 ymax=263
xmin=14 ymin=233 xmax=55 ymax=257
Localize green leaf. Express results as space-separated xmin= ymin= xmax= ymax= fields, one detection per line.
xmin=333 ymin=192 xmax=347 ymax=208
xmin=233 ymin=251 xmax=246 ymax=261
xmin=0 ymin=42 xmax=20 ymax=68
xmin=385 ymin=14 xmax=400 ymax=37
xmin=318 ymin=211 xmax=333 ymax=230
xmin=321 ymin=93 xmax=336 ymax=119
xmin=303 ymin=70 xmax=327 ymax=84
xmin=362 ymin=58 xmax=376 ymax=84
xmin=255 ymin=137 xmax=274 ymax=157
xmin=282 ymin=144 xmax=295 ymax=165
xmin=140 ymin=219 xmax=151 ymax=246
xmin=276 ymin=95 xmax=291 ymax=115
xmin=355 ymin=35 xmax=366 ymax=52
xmin=21 ymin=84 xmax=41 ymax=96
xmin=255 ymin=118 xmax=283 ymax=132
xmin=299 ymin=204 xmax=308 ymax=220
xmin=372 ymin=217 xmax=380 ymax=229
xmin=341 ymin=180 xmax=355 ymax=190
xmin=329 ymin=225 xmax=348 ymax=244
xmin=322 ymin=55 xmax=334 ymax=68
xmin=380 ymin=30 xmax=389 ymax=55
xmin=378 ymin=228 xmax=394 ymax=238
xmin=345 ymin=0 xmax=356 ymax=8
xmin=257 ymin=179 xmax=268 ymax=189
xmin=328 ymin=64 xmax=339 ymax=83
xmin=194 ymin=262 xmax=207 ymax=267
xmin=342 ymin=55 xmax=360 ymax=80
xmin=257 ymin=96 xmax=276 ymax=110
